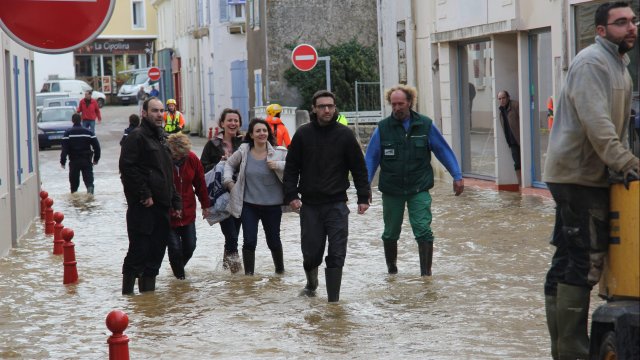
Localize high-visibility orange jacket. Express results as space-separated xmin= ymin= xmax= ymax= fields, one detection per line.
xmin=163 ymin=111 xmax=185 ymax=133
xmin=266 ymin=115 xmax=291 ymax=147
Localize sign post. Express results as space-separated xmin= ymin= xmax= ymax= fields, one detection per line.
xmin=0 ymin=0 xmax=116 ymax=54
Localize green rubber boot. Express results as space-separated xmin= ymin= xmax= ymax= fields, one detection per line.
xmin=556 ymin=283 xmax=590 ymax=360
xmin=545 ymin=295 xmax=559 ymax=360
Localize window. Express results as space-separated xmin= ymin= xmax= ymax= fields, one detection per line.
xmin=132 ymin=0 xmax=146 ymax=29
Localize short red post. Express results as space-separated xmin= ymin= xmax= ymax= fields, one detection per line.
xmin=40 ymin=190 xmax=48 ymax=220
xmin=44 ymin=198 xmax=55 ymax=235
xmin=106 ymin=310 xmax=130 ymax=360
xmin=53 ymin=212 xmax=65 ymax=255
xmin=61 ymin=228 xmax=78 ymax=284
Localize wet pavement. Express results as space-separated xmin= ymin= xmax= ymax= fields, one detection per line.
xmin=0 ymin=104 xmax=598 ymax=359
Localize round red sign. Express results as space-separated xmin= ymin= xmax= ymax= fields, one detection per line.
xmin=0 ymin=0 xmax=115 ymax=54
xmin=291 ymin=44 xmax=318 ymax=72
xmin=148 ymin=67 xmax=161 ymax=82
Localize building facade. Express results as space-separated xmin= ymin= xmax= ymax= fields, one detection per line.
xmin=0 ymin=30 xmax=40 ymax=257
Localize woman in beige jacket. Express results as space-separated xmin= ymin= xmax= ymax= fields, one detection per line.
xmin=223 ymin=119 xmax=288 ymax=275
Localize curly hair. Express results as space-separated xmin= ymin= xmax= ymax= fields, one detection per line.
xmin=384 ymin=84 xmax=418 ymax=108
xmin=167 ymin=133 xmax=192 ymax=158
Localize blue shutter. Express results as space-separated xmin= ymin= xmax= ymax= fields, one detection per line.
xmin=219 ymin=0 xmax=228 ymax=22
xmin=231 ymin=60 xmax=249 ymax=130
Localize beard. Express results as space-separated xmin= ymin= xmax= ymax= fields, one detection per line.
xmin=617 ymin=38 xmax=635 ymax=54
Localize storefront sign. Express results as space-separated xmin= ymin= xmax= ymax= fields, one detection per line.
xmin=75 ymin=39 xmax=154 ymax=55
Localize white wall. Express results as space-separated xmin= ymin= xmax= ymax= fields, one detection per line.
xmin=1 ymin=30 xmax=41 ymax=257
xmin=33 ymin=53 xmax=74 ymax=91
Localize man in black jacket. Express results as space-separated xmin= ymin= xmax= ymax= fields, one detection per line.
xmin=283 ymin=90 xmax=370 ymax=302
xmin=119 ymin=97 xmax=182 ymax=295
xmin=60 ymin=113 xmax=100 ymax=194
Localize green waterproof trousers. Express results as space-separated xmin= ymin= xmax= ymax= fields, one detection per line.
xmin=381 ymin=191 xmax=433 ymax=244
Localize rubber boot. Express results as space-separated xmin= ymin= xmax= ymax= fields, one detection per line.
xmin=169 ymin=261 xmax=185 ymax=280
xmin=556 ymin=283 xmax=590 ymax=360
xmin=138 ymin=276 xmax=156 ymax=292
xmin=222 ymin=250 xmax=231 ymax=270
xmin=325 ymin=267 xmax=343 ymax=303
xmin=242 ymin=248 xmax=255 ymax=275
xmin=545 ymin=295 xmax=559 ymax=360
xmin=418 ymin=242 xmax=433 ymax=276
xmin=86 ymin=185 xmax=94 ymax=195
xmin=122 ymin=273 xmax=136 ymax=295
xmin=383 ymin=241 xmax=398 ymax=274
xmin=300 ymin=267 xmax=318 ymax=297
xmin=271 ymin=247 xmax=285 ymax=274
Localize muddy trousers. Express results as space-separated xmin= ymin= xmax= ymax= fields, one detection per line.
xmin=68 ymin=157 xmax=94 ymax=193
xmin=544 ymin=183 xmax=609 ymax=360
xmin=167 ymin=222 xmax=197 ymax=279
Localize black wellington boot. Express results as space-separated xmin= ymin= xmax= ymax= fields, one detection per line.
xmin=383 ymin=241 xmax=398 ymax=274
xmin=138 ymin=276 xmax=156 ymax=292
xmin=325 ymin=267 xmax=343 ymax=303
xmin=545 ymin=295 xmax=559 ymax=360
xmin=418 ymin=242 xmax=433 ymax=276
xmin=271 ymin=247 xmax=285 ymax=274
xmin=300 ymin=267 xmax=318 ymax=297
xmin=122 ymin=273 xmax=136 ymax=295
xmin=242 ymin=248 xmax=255 ymax=275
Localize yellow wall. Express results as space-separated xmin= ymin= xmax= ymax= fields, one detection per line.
xmin=101 ymin=0 xmax=158 ymax=37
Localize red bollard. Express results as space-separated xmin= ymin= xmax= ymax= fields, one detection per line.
xmin=106 ymin=310 xmax=130 ymax=360
xmin=53 ymin=212 xmax=65 ymax=255
xmin=40 ymin=191 xmax=48 ymax=220
xmin=44 ymin=198 xmax=55 ymax=235
xmin=61 ymin=228 xmax=78 ymax=284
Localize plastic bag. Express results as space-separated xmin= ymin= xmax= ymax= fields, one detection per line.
xmin=204 ymin=161 xmax=231 ymax=225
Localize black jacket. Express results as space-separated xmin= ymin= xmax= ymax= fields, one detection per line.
xmin=60 ymin=123 xmax=100 ymax=165
xmin=200 ymin=133 xmax=244 ymax=173
xmin=119 ymin=118 xmax=181 ymax=209
xmin=120 ymin=125 xmax=137 ymax=146
xmin=283 ymin=113 xmax=370 ymax=205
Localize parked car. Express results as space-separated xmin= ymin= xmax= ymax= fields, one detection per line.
xmin=36 ymin=92 xmax=70 ymax=114
xmin=117 ymin=69 xmax=159 ymax=105
xmin=40 ymin=79 xmax=106 ymax=107
xmin=43 ymin=97 xmax=80 ymax=109
xmin=37 ymin=106 xmax=76 ymax=150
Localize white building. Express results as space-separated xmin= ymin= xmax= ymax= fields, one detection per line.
xmin=0 ymin=30 xmax=40 ymax=257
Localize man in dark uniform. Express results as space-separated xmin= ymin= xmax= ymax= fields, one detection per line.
xmin=119 ymin=97 xmax=182 ymax=295
xmin=60 ymin=113 xmax=100 ymax=194
xmin=283 ymin=90 xmax=370 ymax=303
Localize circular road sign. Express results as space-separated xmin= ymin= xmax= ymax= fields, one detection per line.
xmin=291 ymin=44 xmax=318 ymax=72
xmin=0 ymin=0 xmax=116 ymax=54
xmin=148 ymin=67 xmax=161 ymax=82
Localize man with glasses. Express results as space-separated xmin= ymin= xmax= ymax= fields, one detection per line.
xmin=365 ymin=84 xmax=464 ymax=278
xmin=283 ymin=90 xmax=370 ymax=302
xmin=543 ymin=2 xmax=639 ymax=359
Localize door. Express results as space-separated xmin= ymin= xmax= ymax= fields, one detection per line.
xmin=231 ymin=60 xmax=249 ymax=131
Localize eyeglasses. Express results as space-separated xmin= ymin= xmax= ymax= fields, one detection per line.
xmin=606 ymin=18 xmax=639 ymax=28
xmin=315 ymin=104 xmax=336 ymax=110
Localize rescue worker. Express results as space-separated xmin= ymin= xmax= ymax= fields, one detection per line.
xmin=265 ymin=103 xmax=291 ymax=147
xmin=164 ymin=98 xmax=185 ymax=134
xmin=60 ymin=113 xmax=101 ymax=194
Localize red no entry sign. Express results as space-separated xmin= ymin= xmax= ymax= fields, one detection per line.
xmin=148 ymin=67 xmax=161 ymax=81
xmin=0 ymin=0 xmax=115 ymax=54
xmin=291 ymin=44 xmax=318 ymax=72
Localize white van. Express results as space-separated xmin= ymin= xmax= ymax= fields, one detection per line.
xmin=117 ymin=69 xmax=159 ymax=105
xmin=40 ymin=79 xmax=106 ymax=107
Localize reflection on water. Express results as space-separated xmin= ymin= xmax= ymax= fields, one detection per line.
xmin=3 ymin=117 xmax=577 ymax=359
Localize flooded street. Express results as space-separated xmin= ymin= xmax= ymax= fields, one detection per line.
xmin=1 ymin=104 xmax=589 ymax=359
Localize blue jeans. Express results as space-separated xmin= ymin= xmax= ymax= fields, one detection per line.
xmin=544 ymin=183 xmax=609 ymax=296
xmin=82 ymin=120 xmax=96 ymax=134
xmin=219 ymin=216 xmax=241 ymax=253
xmin=240 ymin=203 xmax=282 ymax=252
xmin=167 ymin=222 xmax=197 ymax=277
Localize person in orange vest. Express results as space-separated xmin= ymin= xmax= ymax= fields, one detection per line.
xmin=265 ymin=103 xmax=291 ymax=147
xmin=164 ymin=98 xmax=185 ymax=134
xmin=547 ymin=96 xmax=554 ymax=130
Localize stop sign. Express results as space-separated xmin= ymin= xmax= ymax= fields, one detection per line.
xmin=148 ymin=67 xmax=161 ymax=82
xmin=291 ymin=44 xmax=318 ymax=72
xmin=0 ymin=0 xmax=115 ymax=54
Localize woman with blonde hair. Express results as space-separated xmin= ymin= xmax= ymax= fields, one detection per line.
xmin=167 ymin=133 xmax=210 ymax=279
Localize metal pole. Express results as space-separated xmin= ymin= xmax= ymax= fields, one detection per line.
xmin=318 ymin=56 xmax=331 ymax=92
